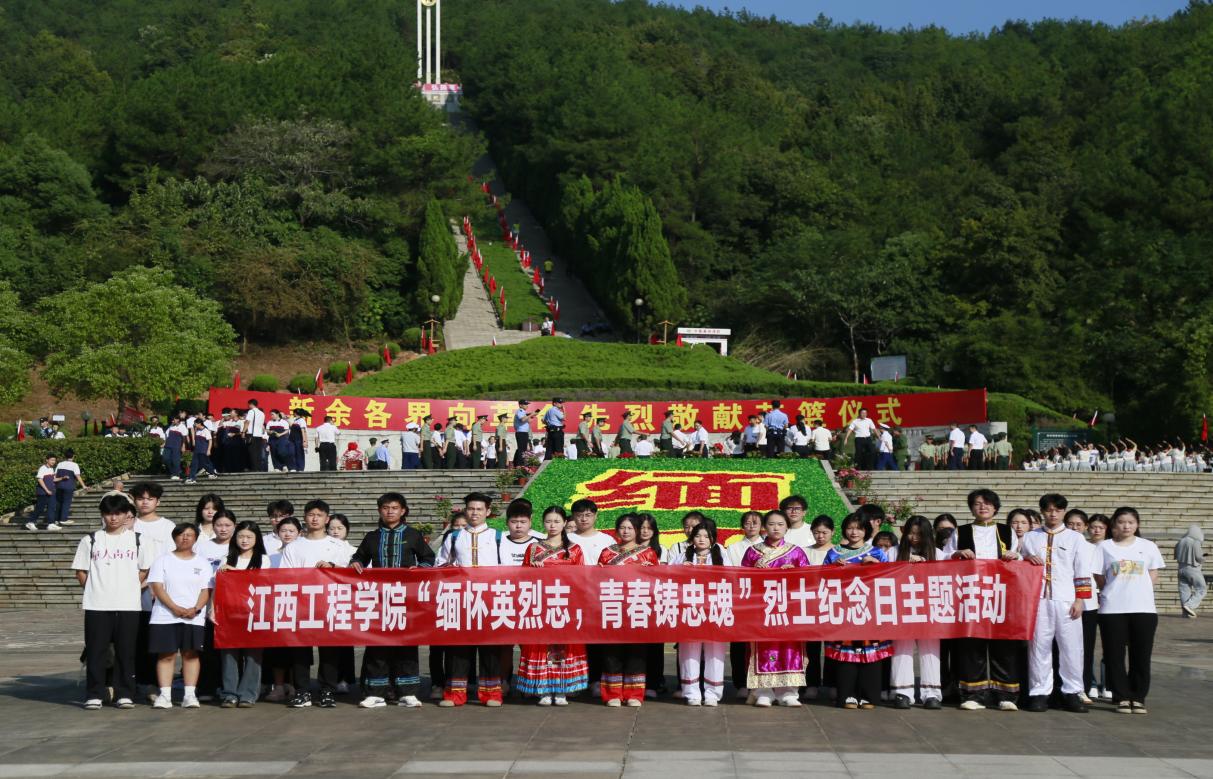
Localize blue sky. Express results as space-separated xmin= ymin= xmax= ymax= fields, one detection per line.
xmin=675 ymin=0 xmax=1189 ymax=34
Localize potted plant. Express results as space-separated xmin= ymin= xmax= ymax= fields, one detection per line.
xmin=416 ymin=522 xmax=435 ymax=544
xmin=494 ymin=470 xmax=516 ymax=502
xmin=433 ymin=495 xmax=453 ymax=524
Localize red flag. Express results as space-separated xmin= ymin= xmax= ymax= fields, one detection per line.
xmin=499 ymin=288 xmax=506 ymax=307
xmin=428 ymin=338 xmax=437 ymax=355
xmin=93 ymin=420 xmax=99 ymax=435
xmin=1203 ymin=414 xmax=1208 ymax=443
xmin=863 ymin=374 xmax=870 ymax=385
xmin=384 ymin=346 xmax=393 ymax=366
xmin=675 ymin=334 xmax=684 ymax=346
xmin=533 ymin=268 xmax=541 ymax=285
xmin=489 ymin=277 xmax=496 ymax=294
xmin=16 ymin=419 xmax=24 ymax=442
xmin=1089 ymin=410 xmax=1099 ymax=428
xmin=492 ymin=336 xmax=498 ymax=347
xmin=346 ymin=361 xmax=353 ymax=383
xmin=315 ymin=367 xmax=324 ymax=394
xmin=232 ymin=371 xmax=241 ymax=389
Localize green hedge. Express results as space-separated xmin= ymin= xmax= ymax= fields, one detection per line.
xmin=357 ymin=352 xmax=384 ymax=371
xmin=287 ymin=373 xmax=318 ymax=394
xmin=479 ymin=243 xmax=550 ymax=329
xmin=0 ymin=438 xmax=161 ymax=515
xmin=248 ymin=374 xmax=278 ymax=392
xmin=402 ymin=328 xmax=422 ymax=350
xmin=327 ymin=361 xmax=348 ymax=383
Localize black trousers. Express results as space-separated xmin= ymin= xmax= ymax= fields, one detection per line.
xmin=834 ymin=661 xmax=882 ymax=706
xmin=544 ymin=429 xmax=563 ymax=460
xmin=1081 ymin=610 xmax=1099 ymax=691
xmin=804 ymin=641 xmax=823 ymax=687
xmin=855 ymin=437 xmax=876 ymax=470
xmin=513 ymin=433 xmax=529 ymax=465
xmin=587 ymin=644 xmax=604 ymax=684
xmin=135 ymin=610 xmax=156 ymax=686
xmin=446 ymin=645 xmax=502 ymax=695
xmin=645 ymin=644 xmax=666 ymax=692
xmin=764 ymin=429 xmax=786 ymax=457
xmin=362 ymin=645 xmax=420 ymax=698
xmin=1099 ymin=612 xmax=1156 ymax=702
xmin=198 ymin=623 xmax=219 ymax=696
xmin=602 ymin=643 xmax=646 ymax=690
xmin=967 ymin=451 xmax=985 ymax=470
xmin=247 ymin=439 xmax=267 ymax=471
xmin=730 ymin=642 xmax=748 ymax=690
xmin=292 ymin=646 xmax=341 ymax=693
xmin=318 ymin=442 xmax=337 ymax=471
xmin=430 ymin=646 xmax=447 ymax=688
xmin=947 ymin=446 xmax=964 ymax=469
xmin=85 ymin=610 xmax=140 ymax=702
xmin=954 ymin=637 xmax=1020 ymax=703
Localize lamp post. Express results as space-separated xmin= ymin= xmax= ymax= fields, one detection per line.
xmin=633 ymin=298 xmax=644 ymax=344
xmin=428 ymin=294 xmax=441 ymax=351
xmin=81 ymin=410 xmax=91 ymax=437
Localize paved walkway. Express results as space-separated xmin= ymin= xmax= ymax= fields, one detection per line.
xmin=0 ymin=609 xmax=1210 ymax=777
xmin=443 ymin=221 xmax=540 ymax=350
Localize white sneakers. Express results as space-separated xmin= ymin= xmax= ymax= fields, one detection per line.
xmin=625 ymin=699 xmax=642 ymax=707
xmin=779 ymin=694 xmax=802 ymax=707
xmin=605 ymin=699 xmax=622 ymax=707
xmin=998 ymin=700 xmax=1018 ymax=711
xmin=152 ymin=694 xmax=172 ymax=709
xmin=960 ymin=699 xmax=986 ymax=710
xmin=83 ymin=699 xmax=102 ymax=710
xmin=359 ymin=696 xmax=387 ymax=708
xmin=538 ymin=696 xmax=553 ymax=706
xmin=754 ymin=695 xmax=773 ymax=707
xmin=703 ymin=698 xmax=718 ymax=707
xmin=553 ymin=695 xmax=568 ymax=706
xmin=181 ymin=694 xmax=200 ymax=709
xmin=399 ymin=695 xmax=423 ymax=708
xmin=686 ymin=698 xmax=702 ymax=706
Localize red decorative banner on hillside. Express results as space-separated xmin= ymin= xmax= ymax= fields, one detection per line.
xmin=207 ymin=388 xmax=986 ymax=432
xmin=213 ymin=559 xmax=1038 ymax=648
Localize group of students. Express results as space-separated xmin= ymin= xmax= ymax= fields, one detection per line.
xmin=72 ymin=482 xmax=1168 ymax=715
xmin=1022 ymin=439 xmax=1211 ymax=473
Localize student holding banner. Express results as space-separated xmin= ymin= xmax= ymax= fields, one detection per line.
xmin=597 ymin=513 xmax=660 ymax=706
xmin=350 ymin=493 xmax=435 ymax=709
xmin=740 ymin=510 xmax=810 ymax=707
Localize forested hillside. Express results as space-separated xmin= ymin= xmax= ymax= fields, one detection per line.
xmin=0 ymin=0 xmax=480 ymax=405
xmin=446 ymin=0 xmax=1213 ymax=436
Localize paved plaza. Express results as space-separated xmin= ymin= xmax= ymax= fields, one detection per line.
xmin=0 ymin=609 xmax=1209 ymax=778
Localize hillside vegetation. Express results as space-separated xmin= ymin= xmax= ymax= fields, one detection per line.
xmin=446 ymin=0 xmax=1213 ymax=437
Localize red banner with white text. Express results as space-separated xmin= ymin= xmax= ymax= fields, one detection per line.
xmin=213 ymin=560 xmax=1039 ymax=648
xmin=207 ymin=388 xmax=987 ymax=433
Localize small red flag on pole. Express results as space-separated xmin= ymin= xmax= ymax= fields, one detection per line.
xmin=16 ymin=419 xmax=24 ymax=442
xmin=345 ymin=361 xmax=353 ymax=384
xmin=315 ymin=367 xmax=324 ymax=395
xmin=232 ymin=371 xmax=241 ymax=389
xmin=1202 ymin=414 xmax=1208 ymax=443
xmin=383 ymin=346 xmax=392 ymax=366
xmin=1089 ymin=410 xmax=1099 ymax=428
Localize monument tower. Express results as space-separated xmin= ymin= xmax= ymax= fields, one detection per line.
xmin=417 ymin=0 xmax=461 ymax=111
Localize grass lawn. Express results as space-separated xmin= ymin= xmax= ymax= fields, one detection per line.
xmin=476 ymin=240 xmax=550 ymax=329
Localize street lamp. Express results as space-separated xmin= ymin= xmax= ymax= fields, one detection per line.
xmin=633 ymin=298 xmax=644 ymax=344
xmin=81 ymin=410 xmax=91 ymax=437
xmin=426 ymin=295 xmax=441 ymax=353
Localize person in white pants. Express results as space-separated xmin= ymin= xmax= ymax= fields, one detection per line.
xmin=890 ymin=516 xmax=943 ymax=709
xmin=675 ymin=522 xmax=731 ymax=706
xmin=1020 ymin=493 xmax=1093 ymax=713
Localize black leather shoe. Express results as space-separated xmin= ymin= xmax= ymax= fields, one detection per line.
xmin=923 ymin=698 xmax=942 ymax=710
xmin=893 ymin=695 xmax=911 ymax=709
xmin=1061 ymin=693 xmax=1088 ymax=713
xmin=1025 ymin=695 xmax=1049 ymax=712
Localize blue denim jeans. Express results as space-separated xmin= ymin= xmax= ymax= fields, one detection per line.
xmin=219 ymin=648 xmax=263 ymax=703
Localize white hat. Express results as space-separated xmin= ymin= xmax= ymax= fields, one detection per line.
xmin=406 ymin=422 xmax=419 ymax=431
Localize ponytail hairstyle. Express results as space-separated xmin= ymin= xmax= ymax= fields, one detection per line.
xmin=541 ymin=505 xmax=572 ymax=550
xmin=683 ymin=523 xmax=724 ymax=566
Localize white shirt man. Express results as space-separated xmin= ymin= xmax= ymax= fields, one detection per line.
xmin=847 ymin=416 xmax=877 ymax=439
xmin=968 ymin=429 xmax=988 ymax=451
xmin=811 ymin=424 xmax=832 ymax=453
xmin=878 ymin=429 xmax=894 ymax=454
xmin=633 ymin=438 xmax=654 ymax=457
xmin=243 ymin=406 xmax=266 ymax=440
xmin=314 ymin=420 xmax=337 ymax=444
xmin=947 ymin=426 xmax=965 ymax=449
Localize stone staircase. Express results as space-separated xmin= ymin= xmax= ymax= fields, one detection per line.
xmin=866 ymin=472 xmax=1212 ymax=615
xmin=0 ymin=471 xmax=505 ymax=609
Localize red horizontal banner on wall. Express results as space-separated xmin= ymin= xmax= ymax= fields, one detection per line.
xmin=207 ymin=388 xmax=987 ymax=433
xmin=213 ymin=559 xmax=1039 ymax=648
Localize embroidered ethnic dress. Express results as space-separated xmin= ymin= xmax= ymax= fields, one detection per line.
xmin=741 ymin=541 xmax=810 ymax=689
xmin=822 ymin=542 xmax=893 ymax=663
xmin=597 ymin=544 xmax=660 ymax=703
xmin=515 ymin=542 xmax=589 ymax=696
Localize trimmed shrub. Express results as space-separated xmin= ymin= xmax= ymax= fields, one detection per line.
xmin=327 ymin=361 xmax=348 ymax=383
xmin=385 ymin=342 xmax=402 ymax=358
xmin=0 ymin=438 xmax=161 ymax=515
xmin=287 ymin=373 xmax=317 ymax=394
xmin=247 ymin=374 xmax=278 ymax=392
xmin=402 ymin=328 xmax=422 ymax=350
xmin=357 ymin=352 xmax=384 ymax=372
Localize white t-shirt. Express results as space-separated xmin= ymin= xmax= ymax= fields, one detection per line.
xmin=193 ymin=536 xmax=231 ymax=568
xmin=811 ymin=427 xmax=832 ymax=451
xmin=245 ymin=407 xmax=267 ymax=439
xmin=36 ymin=464 xmax=55 ymax=494
xmin=726 ymin=538 xmax=761 ymax=566
xmin=57 ymin=461 xmax=81 ymax=480
xmin=1098 ymin=538 xmax=1165 ymax=614
xmin=848 ymin=417 xmax=877 ymax=438
xmin=315 ymin=422 xmax=338 ymax=444
xmin=147 ymin=552 xmax=213 ymax=626
xmin=564 ymin=442 xmax=579 ymax=459
xmin=784 ymin=525 xmax=815 ymax=549
xmin=878 ymin=431 xmax=894 ymax=454
xmin=634 ymin=439 xmax=654 ymax=456
xmin=501 ymin=532 xmax=544 ymax=566
xmin=71 ymin=530 xmax=154 ymax=611
xmin=570 ymin=532 xmax=614 ymax=566
xmin=968 ymin=431 xmax=987 ymax=450
xmin=263 ymin=533 xmax=283 ymax=554
xmin=1078 ymin=539 xmax=1102 ymax=612
xmin=948 ymin=428 xmax=965 ymax=448
xmin=280 ymin=535 xmax=352 ymax=568
xmin=134 ymin=517 xmax=177 ymax=610
xmin=401 ymin=431 xmax=420 ymax=454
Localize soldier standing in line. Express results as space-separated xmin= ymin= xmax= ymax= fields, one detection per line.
xmin=420 ymin=415 xmax=434 ymax=469
xmin=617 ymin=411 xmax=636 ymax=456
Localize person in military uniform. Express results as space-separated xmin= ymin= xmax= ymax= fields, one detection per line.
xmin=592 ymin=418 xmax=607 ymax=457
xmin=991 ymin=433 xmax=1013 ymax=470
xmin=470 ymin=414 xmax=487 ymax=469
xmin=918 ymin=434 xmax=937 ymax=471
xmin=420 ymin=415 xmax=434 ymax=469
xmin=575 ymin=412 xmax=592 ymax=458
xmin=617 ymin=411 xmax=636 ymax=456
xmin=659 ymin=410 xmax=676 ymax=456
xmin=495 ymin=413 xmax=509 ymax=469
